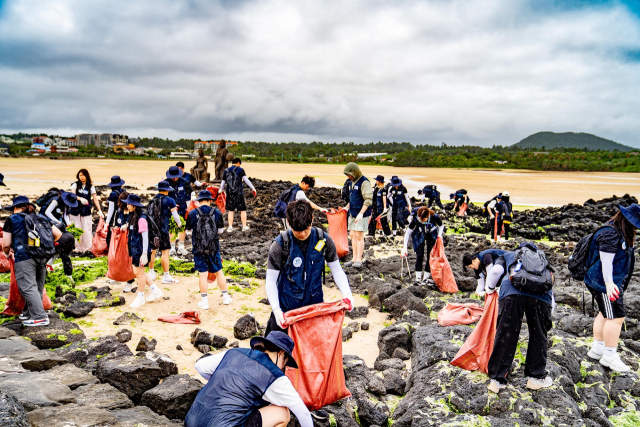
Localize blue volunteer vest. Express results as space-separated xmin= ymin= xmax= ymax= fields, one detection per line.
xmin=168 ymin=177 xmax=190 ymax=213
xmin=108 ymin=189 xmax=124 ymax=227
xmin=349 ymin=176 xmax=372 ymax=218
xmin=127 ymin=213 xmax=149 ymax=258
xmin=497 ymin=250 xmax=553 ymax=305
xmin=72 ymin=181 xmax=92 ymax=217
xmin=411 ymin=212 xmax=440 ymax=250
xmin=42 ymin=196 xmax=66 ymax=223
xmin=185 ymin=348 xmax=284 ymax=427
xmin=584 ymin=226 xmax=634 ymax=294
xmin=9 ymin=213 xmax=32 ymax=263
xmin=375 ymin=187 xmax=386 ymax=213
xmin=392 ymin=187 xmax=407 ymax=211
xmin=276 ymin=228 xmax=325 ymax=313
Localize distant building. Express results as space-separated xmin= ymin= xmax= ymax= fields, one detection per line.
xmin=130 ymin=137 xmax=140 ymax=144
xmin=113 ymin=134 xmax=129 ymax=145
xmin=31 ymin=142 xmax=47 ymax=150
xmin=170 ymin=152 xmax=194 ymax=159
xmin=51 ymin=145 xmax=70 ymax=153
xmin=0 ymin=136 xmax=15 ymax=144
xmin=194 ymin=140 xmax=238 ymax=151
xmin=74 ymin=134 xmax=93 ymax=147
xmin=99 ymin=134 xmax=113 ymax=146
xmin=494 ymin=160 xmax=508 ymax=164
xmin=113 ymin=143 xmax=135 ymax=154
xmin=356 ymin=152 xmax=387 ymax=159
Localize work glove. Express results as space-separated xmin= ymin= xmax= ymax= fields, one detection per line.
xmin=78 ymin=197 xmax=89 ymax=205
xmin=99 ymin=211 xmax=104 ymax=218
xmin=343 ymin=294 xmax=355 ymax=311
xmin=485 ymin=287 xmax=495 ymax=295
xmin=140 ymin=253 xmax=148 ymax=267
xmin=355 ymin=213 xmax=364 ymax=224
xmin=402 ymin=247 xmax=408 ymax=257
xmin=103 ymin=223 xmax=108 ymax=232
xmin=340 ymin=206 xmax=349 ymax=212
xmin=320 ymin=208 xmax=329 ymax=214
xmin=605 ymin=281 xmax=620 ymax=301
xmin=489 ymin=214 xmax=494 ymax=219
xmin=252 ymin=190 xmax=257 ymax=198
xmin=273 ymin=308 xmax=285 ymax=329
xmin=120 ymin=224 xmax=128 ymax=231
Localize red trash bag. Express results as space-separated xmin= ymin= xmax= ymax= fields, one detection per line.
xmin=457 ymin=203 xmax=468 ymax=216
xmin=0 ymin=227 xmax=9 ymax=273
xmin=186 ymin=200 xmax=199 ymax=219
xmin=91 ymin=217 xmax=109 ymax=257
xmin=450 ymin=292 xmax=499 ymax=373
xmin=107 ymin=228 xmax=135 ymax=282
xmin=437 ymin=303 xmax=483 ymax=326
xmin=326 ymin=209 xmax=349 ymax=259
xmin=282 ymin=300 xmax=352 ymax=411
xmin=429 ymin=236 xmax=458 ymax=293
xmin=2 ymin=258 xmax=53 ymax=316
xmin=158 ymin=311 xmax=201 ymax=324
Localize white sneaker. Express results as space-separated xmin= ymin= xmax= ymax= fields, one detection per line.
xmin=600 ymin=353 xmax=631 ymax=373
xmin=487 ymin=380 xmax=506 ymax=393
xmin=169 ymin=247 xmax=176 ymax=256
xmin=198 ymin=300 xmax=210 ymax=310
xmin=226 ymin=227 xmax=234 ymax=233
xmin=242 ymin=226 xmax=250 ymax=232
xmin=587 ymin=348 xmax=604 ymax=360
xmin=177 ymin=246 xmax=189 ymax=256
xmin=222 ymin=293 xmax=232 ymax=305
xmin=162 ymin=275 xmax=179 ymax=284
xmin=130 ymin=295 xmax=146 ymax=309
xmin=123 ymin=282 xmax=132 ymax=293
xmin=146 ymin=289 xmax=164 ymax=302
xmin=526 ymin=376 xmax=553 ymax=390
xmin=66 ymin=275 xmax=75 ymax=284
xmin=148 ymin=270 xmax=156 ymax=281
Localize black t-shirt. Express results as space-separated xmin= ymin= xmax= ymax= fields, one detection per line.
xmin=3 ymin=216 xmax=14 ymax=234
xmin=596 ymin=227 xmax=622 ymax=254
xmin=267 ymin=233 xmax=339 ymax=270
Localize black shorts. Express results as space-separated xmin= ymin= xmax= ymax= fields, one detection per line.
xmin=587 ymin=285 xmax=626 ymax=319
xmin=245 ymin=410 xmax=262 ymax=427
xmin=226 ymin=193 xmax=247 ymax=212
xmin=157 ymin=231 xmax=172 ymax=251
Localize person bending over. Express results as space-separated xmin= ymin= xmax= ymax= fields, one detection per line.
xmin=462 ymin=249 xmax=507 ymax=296
xmin=280 ymin=176 xmax=328 ymax=229
xmin=265 ymin=200 xmax=354 ymax=337
xmin=402 ymin=207 xmax=443 ymax=286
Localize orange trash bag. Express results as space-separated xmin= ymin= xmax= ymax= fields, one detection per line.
xmin=437 ymin=303 xmax=483 ymax=326
xmin=450 ymin=292 xmax=499 ymax=373
xmin=158 ymin=311 xmax=201 ymax=324
xmin=107 ymin=227 xmax=135 ymax=282
xmin=2 ymin=258 xmax=52 ymax=316
xmin=429 ymin=236 xmax=458 ymax=293
xmin=457 ymin=203 xmax=468 ymax=216
xmin=91 ymin=217 xmax=109 ymax=257
xmin=187 ymin=187 xmax=226 ymax=216
xmin=282 ymin=300 xmax=352 ymax=411
xmin=326 ymin=209 xmax=349 ymax=259
xmin=0 ymin=227 xmax=9 ymax=273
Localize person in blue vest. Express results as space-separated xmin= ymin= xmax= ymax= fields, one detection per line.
xmin=186 ymin=190 xmax=231 ymax=308
xmin=402 ymin=207 xmax=443 ymax=286
xmin=279 ymin=176 xmax=327 ymax=229
xmin=265 ymin=200 xmax=354 ymax=337
xmin=450 ymin=189 xmax=469 ymax=215
xmin=121 ymin=194 xmax=162 ymax=309
xmin=388 ymin=176 xmax=411 ymax=235
xmin=3 ymin=196 xmax=62 ymax=327
xmin=221 ymin=158 xmax=257 ymax=233
xmin=165 ymin=166 xmax=190 ymax=256
xmin=44 ymin=191 xmax=78 ymax=227
xmin=102 ymin=175 xmax=126 ymax=248
xmin=368 ymin=175 xmax=392 ymax=239
xmin=146 ymin=181 xmax=183 ymax=286
xmin=185 ymin=331 xmax=313 ymax=427
xmin=495 ymin=192 xmax=513 ymax=241
xmin=418 ymin=185 xmax=443 ymax=210
xmin=175 ymin=161 xmax=204 ymax=187
xmin=484 ymin=243 xmax=554 ymax=393
xmin=583 ymin=204 xmax=640 ymax=373
xmin=462 ymin=249 xmax=508 ymax=296
xmin=342 ymin=162 xmax=373 ymax=268
xmin=68 ymin=169 xmax=103 ymax=252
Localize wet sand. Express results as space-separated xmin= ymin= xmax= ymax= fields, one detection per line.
xmin=1 ymin=158 xmax=637 ymax=207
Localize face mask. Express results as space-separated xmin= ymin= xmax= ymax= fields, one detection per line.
xmin=419 ymin=216 xmax=430 ymax=224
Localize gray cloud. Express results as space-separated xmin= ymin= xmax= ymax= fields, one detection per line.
xmin=0 ymin=0 xmax=639 ymax=146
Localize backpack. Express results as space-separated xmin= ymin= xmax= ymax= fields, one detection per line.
xmin=36 ymin=189 xmax=60 ymax=208
xmin=193 ymin=207 xmax=219 ymax=255
xmin=568 ymin=226 xmax=614 ymax=281
xmin=279 ymin=227 xmax=327 ymax=285
xmin=19 ymin=213 xmax=56 ymax=260
xmin=225 ymin=166 xmax=243 ymax=194
xmin=146 ymin=196 xmax=165 ymax=249
xmin=509 ymin=243 xmax=554 ymax=295
xmin=274 ymin=185 xmax=298 ymax=219
xmin=423 ymin=185 xmax=436 ymax=198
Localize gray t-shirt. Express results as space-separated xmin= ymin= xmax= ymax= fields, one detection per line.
xmin=267 ymin=232 xmax=339 ymax=270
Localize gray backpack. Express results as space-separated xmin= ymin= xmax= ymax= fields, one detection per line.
xmin=510 ymin=243 xmax=554 ymax=295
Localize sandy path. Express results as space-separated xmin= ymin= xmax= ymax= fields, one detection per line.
xmin=1 ymin=158 xmax=638 ymax=206
xmin=77 ymin=275 xmax=386 ymax=378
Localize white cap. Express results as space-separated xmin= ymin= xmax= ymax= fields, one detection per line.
xmin=502 ymin=191 xmax=510 ymax=197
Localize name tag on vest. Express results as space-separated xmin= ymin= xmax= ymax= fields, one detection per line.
xmin=354 ymin=186 xmax=359 ymax=190
xmin=315 ymin=241 xmax=325 ymax=251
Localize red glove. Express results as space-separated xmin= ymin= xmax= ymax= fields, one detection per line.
xmin=252 ymin=190 xmax=257 ymax=197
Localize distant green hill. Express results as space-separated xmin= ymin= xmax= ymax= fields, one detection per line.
xmin=512 ymin=132 xmax=633 ymax=151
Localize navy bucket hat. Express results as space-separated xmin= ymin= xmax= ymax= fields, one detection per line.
xmin=60 ymin=192 xmax=79 ymax=208
xmin=166 ymin=166 xmax=183 ymax=179
xmin=375 ymin=175 xmax=384 ymax=183
xmin=108 ymin=176 xmax=125 ymax=187
xmin=250 ymin=331 xmax=298 ymax=369
xmin=390 ymin=176 xmax=402 ymax=186
xmin=619 ymin=204 xmax=640 ymax=230
xmin=156 ymin=181 xmax=172 ymax=192
xmin=4 ymin=195 xmax=30 ymax=210
xmin=123 ymin=194 xmax=145 ymax=208
xmin=196 ymin=190 xmax=214 ymax=201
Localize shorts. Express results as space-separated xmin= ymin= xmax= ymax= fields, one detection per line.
xmin=226 ymin=193 xmax=247 ymax=212
xmin=587 ymin=285 xmax=626 ymax=319
xmin=244 ymin=410 xmax=262 ymax=427
xmin=156 ymin=231 xmax=172 ymax=251
xmin=194 ymin=252 xmax=223 ymax=274
xmin=132 ymin=252 xmax=152 ymax=268
xmin=348 ymin=215 xmax=370 ymax=232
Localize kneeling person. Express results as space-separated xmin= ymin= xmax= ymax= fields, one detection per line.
xmin=265 ymin=200 xmax=354 ymax=336
xmin=186 ymin=190 xmax=230 ymax=309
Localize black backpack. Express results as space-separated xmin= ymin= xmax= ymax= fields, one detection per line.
xmin=279 ymin=227 xmax=327 ymax=285
xmin=274 ymin=186 xmax=298 ymax=219
xmin=36 ymin=189 xmax=60 ymax=208
xmin=225 ymin=166 xmax=243 ymax=194
xmin=509 ymin=243 xmax=554 ymax=295
xmin=193 ymin=207 xmax=219 ymax=255
xmin=568 ymin=226 xmax=614 ymax=281
xmin=19 ymin=213 xmax=56 ymax=260
xmin=146 ymin=196 xmax=165 ymax=249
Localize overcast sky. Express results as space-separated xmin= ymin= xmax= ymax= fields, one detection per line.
xmin=0 ymin=0 xmax=638 ymax=147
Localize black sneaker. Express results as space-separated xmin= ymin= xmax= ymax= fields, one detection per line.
xmin=311 ymin=410 xmax=330 ymax=422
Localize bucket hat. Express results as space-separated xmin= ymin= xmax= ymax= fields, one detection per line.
xmin=4 ymin=195 xmax=30 ymax=210
xmin=375 ymin=175 xmax=384 ymax=183
xmin=156 ymin=181 xmax=172 ymax=192
xmin=250 ymin=331 xmax=298 ymax=369
xmin=60 ymin=192 xmax=79 ymax=208
xmin=390 ymin=176 xmax=402 ymax=187
xmin=166 ymin=166 xmax=183 ymax=179
xmin=122 ymin=194 xmax=145 ymax=208
xmin=502 ymin=191 xmax=510 ymax=197
xmin=196 ymin=190 xmax=214 ymax=201
xmin=0 ymin=173 xmax=5 ymax=187
xmin=108 ymin=176 xmax=125 ymax=187
xmin=619 ymin=204 xmax=640 ymax=230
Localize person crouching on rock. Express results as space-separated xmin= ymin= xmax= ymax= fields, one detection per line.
xmin=462 ymin=249 xmax=507 ymax=297
xmin=186 ymin=190 xmax=231 ymax=309
xmin=265 ymin=200 xmax=354 ymax=336
xmin=342 ymin=162 xmax=373 ymax=268
xmin=123 ymin=194 xmax=163 ymax=309
xmin=583 ymin=204 xmax=640 ymax=373
xmin=402 ymin=207 xmax=443 ymax=286
xmin=185 ymin=331 xmax=313 ymax=427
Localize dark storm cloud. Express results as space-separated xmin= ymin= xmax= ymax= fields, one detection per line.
xmin=0 ymin=0 xmax=639 ymax=146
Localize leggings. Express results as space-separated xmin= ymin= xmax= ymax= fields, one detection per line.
xmin=55 ymin=232 xmax=75 ymax=276
xmin=368 ymin=212 xmax=392 ymax=236
xmin=414 ymin=238 xmax=436 ymax=273
xmin=392 ymin=208 xmax=407 ymax=230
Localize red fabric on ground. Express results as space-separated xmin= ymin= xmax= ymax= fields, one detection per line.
xmin=457 ymin=203 xmax=468 ymax=216
xmin=326 ymin=209 xmax=349 ymax=259
xmin=0 ymin=227 xmax=9 ymax=273
xmin=106 ymin=228 xmax=135 ymax=282
xmin=429 ymin=237 xmax=458 ymax=293
xmin=158 ymin=311 xmax=201 ymax=324
xmin=282 ymin=300 xmax=352 ymax=411
xmin=450 ymin=292 xmax=499 ymax=373
xmin=437 ymin=303 xmax=484 ymax=326
xmin=2 ymin=258 xmax=52 ymax=316
xmin=91 ymin=217 xmax=109 ymax=257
